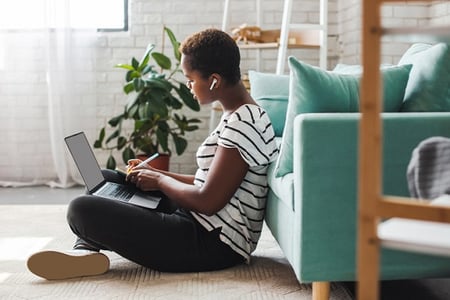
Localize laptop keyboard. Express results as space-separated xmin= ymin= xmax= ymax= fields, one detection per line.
xmin=99 ymin=183 xmax=133 ymax=201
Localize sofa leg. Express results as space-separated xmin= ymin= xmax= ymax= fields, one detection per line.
xmin=312 ymin=281 xmax=330 ymax=300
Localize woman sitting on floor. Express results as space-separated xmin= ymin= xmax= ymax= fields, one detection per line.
xmin=27 ymin=28 xmax=279 ymax=280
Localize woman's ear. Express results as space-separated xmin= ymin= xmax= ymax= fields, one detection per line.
xmin=209 ymin=74 xmax=221 ymax=91
xmin=209 ymin=78 xmax=218 ymax=90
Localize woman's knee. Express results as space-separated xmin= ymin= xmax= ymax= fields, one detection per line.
xmin=67 ymin=194 xmax=110 ymax=229
xmin=66 ymin=195 xmax=92 ymax=228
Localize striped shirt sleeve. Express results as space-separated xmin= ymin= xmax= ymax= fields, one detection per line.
xmin=218 ymin=105 xmax=277 ymax=167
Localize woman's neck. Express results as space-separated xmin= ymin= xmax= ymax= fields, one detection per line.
xmin=219 ymin=81 xmax=257 ymax=115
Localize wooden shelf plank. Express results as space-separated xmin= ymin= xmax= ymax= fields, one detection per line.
xmin=236 ymin=28 xmax=321 ymax=49
xmin=378 ymin=196 xmax=450 ymax=257
xmin=379 ymin=196 xmax=450 ymax=223
xmin=382 ymin=26 xmax=450 ymax=43
xmin=378 ymin=217 xmax=450 ymax=257
xmin=237 ymin=42 xmax=319 ymax=49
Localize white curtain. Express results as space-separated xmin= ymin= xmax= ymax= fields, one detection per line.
xmin=0 ymin=0 xmax=98 ymax=187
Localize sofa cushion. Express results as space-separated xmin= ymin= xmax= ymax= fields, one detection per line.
xmin=275 ymin=57 xmax=412 ymax=177
xmin=267 ymin=137 xmax=294 ymax=210
xmin=248 ymin=70 xmax=289 ymax=136
xmin=398 ymin=43 xmax=450 ymax=112
xmin=267 ymin=160 xmax=294 ymax=210
xmin=332 ymin=63 xmax=415 ymax=112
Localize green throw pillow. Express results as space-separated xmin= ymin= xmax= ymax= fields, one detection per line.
xmin=275 ymin=57 xmax=412 ymax=177
xmin=398 ymin=43 xmax=450 ymax=112
xmin=333 ymin=63 xmax=394 ymax=73
xmin=248 ymin=70 xmax=289 ymax=137
xmin=332 ymin=62 xmax=413 ymax=111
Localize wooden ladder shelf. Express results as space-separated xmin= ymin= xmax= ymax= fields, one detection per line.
xmin=357 ymin=1 xmax=450 ymax=299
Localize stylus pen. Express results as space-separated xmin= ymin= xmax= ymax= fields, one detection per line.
xmin=135 ymin=152 xmax=160 ymax=168
xmin=126 ymin=153 xmax=160 ymax=174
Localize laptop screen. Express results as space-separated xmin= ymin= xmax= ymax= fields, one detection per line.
xmin=65 ymin=132 xmax=105 ymax=192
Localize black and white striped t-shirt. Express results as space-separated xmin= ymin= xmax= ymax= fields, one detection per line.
xmin=191 ymin=104 xmax=279 ymax=262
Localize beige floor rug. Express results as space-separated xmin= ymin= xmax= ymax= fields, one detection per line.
xmin=0 ymin=205 xmax=353 ymax=299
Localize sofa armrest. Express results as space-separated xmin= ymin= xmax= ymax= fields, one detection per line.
xmin=292 ymin=112 xmax=450 ymax=282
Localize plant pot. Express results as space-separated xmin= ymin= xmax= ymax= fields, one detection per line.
xmin=136 ymin=153 xmax=170 ymax=171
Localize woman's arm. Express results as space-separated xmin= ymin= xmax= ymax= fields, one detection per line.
xmin=127 ymin=146 xmax=249 ymax=216
xmin=152 ymin=168 xmax=195 ymax=185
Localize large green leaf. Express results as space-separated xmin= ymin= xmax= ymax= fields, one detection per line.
xmin=147 ymin=95 xmax=169 ymax=117
xmin=164 ymin=26 xmax=181 ymax=62
xmin=93 ymin=127 xmax=105 ymax=148
xmin=122 ymin=146 xmax=135 ymax=164
xmin=133 ymin=78 xmax=145 ymax=92
xmin=126 ymin=101 xmax=139 ymax=117
xmin=108 ymin=114 xmax=124 ymax=127
xmin=106 ymin=155 xmax=116 ymax=170
xmin=133 ymin=119 xmax=150 ymax=135
xmin=172 ymin=134 xmax=187 ymax=155
xmin=134 ymin=119 xmax=145 ymax=131
xmin=117 ymin=136 xmax=127 ymax=150
xmin=138 ymin=44 xmax=155 ymax=71
xmin=141 ymin=65 xmax=154 ymax=75
xmin=168 ymin=94 xmax=183 ymax=109
xmin=115 ymin=63 xmax=134 ymax=71
xmin=106 ymin=129 xmax=120 ymax=144
xmin=144 ymin=77 xmax=171 ymax=91
xmin=145 ymin=87 xmax=167 ymax=104
xmin=123 ymin=82 xmax=135 ymax=94
xmin=126 ymin=70 xmax=141 ymax=82
xmin=156 ymin=127 xmax=169 ymax=153
xmin=131 ymin=57 xmax=139 ymax=70
xmin=152 ymin=52 xmax=171 ymax=70
xmin=157 ymin=121 xmax=170 ymax=133
xmin=175 ymin=83 xmax=200 ymax=111
xmin=135 ymin=135 xmax=155 ymax=155
xmin=186 ymin=125 xmax=200 ymax=131
xmin=138 ymin=102 xmax=149 ymax=119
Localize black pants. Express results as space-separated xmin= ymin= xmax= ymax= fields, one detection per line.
xmin=66 ymin=169 xmax=244 ymax=272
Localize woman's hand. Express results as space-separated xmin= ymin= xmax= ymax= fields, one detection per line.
xmin=126 ymin=159 xmax=151 ymax=174
xmin=126 ymin=168 xmax=162 ymax=191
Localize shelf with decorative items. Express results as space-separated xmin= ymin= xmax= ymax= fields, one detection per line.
xmin=233 ymin=28 xmax=321 ymax=50
xmin=222 ymin=0 xmax=328 ymax=73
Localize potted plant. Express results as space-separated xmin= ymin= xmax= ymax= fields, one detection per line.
xmin=94 ymin=26 xmax=201 ymax=170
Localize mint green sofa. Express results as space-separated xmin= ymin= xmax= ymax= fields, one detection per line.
xmin=250 ymin=43 xmax=450 ymax=298
xmin=265 ymin=112 xmax=450 ymax=285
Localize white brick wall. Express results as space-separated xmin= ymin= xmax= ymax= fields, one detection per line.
xmin=430 ymin=1 xmax=450 ymax=25
xmin=336 ymin=0 xmax=449 ymax=66
xmin=103 ymin=0 xmax=449 ymax=174
xmin=1 ymin=0 xmax=449 ymax=183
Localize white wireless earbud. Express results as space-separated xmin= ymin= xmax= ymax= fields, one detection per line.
xmin=209 ymin=78 xmax=218 ymax=91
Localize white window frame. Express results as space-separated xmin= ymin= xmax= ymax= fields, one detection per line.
xmin=0 ymin=0 xmax=128 ymax=31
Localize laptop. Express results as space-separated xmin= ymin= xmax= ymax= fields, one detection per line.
xmin=64 ymin=132 xmax=161 ymax=209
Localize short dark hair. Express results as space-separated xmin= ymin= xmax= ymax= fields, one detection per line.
xmin=180 ymin=28 xmax=241 ymax=85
